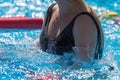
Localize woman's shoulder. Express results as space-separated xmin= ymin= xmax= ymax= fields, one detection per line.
xmin=52 ymin=4 xmax=58 ymax=13
xmin=48 ymin=4 xmax=58 ymax=14
xmin=46 ymin=4 xmax=57 ymax=14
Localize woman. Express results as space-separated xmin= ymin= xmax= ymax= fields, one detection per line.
xmin=38 ymin=0 xmax=104 ymax=65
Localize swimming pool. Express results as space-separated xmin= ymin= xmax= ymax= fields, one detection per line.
xmin=0 ymin=0 xmax=120 ymax=80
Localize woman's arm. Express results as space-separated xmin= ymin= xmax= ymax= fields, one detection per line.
xmin=73 ymin=14 xmax=97 ymax=64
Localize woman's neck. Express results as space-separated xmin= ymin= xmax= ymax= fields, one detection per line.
xmin=55 ymin=0 xmax=88 ymax=16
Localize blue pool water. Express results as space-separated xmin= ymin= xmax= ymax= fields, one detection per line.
xmin=0 ymin=0 xmax=120 ymax=80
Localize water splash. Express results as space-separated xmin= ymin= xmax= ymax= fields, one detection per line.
xmin=0 ymin=0 xmax=120 ymax=80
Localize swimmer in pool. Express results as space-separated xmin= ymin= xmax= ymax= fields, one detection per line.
xmin=36 ymin=0 xmax=104 ymax=67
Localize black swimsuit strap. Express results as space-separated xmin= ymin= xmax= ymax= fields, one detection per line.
xmin=55 ymin=12 xmax=101 ymax=42
xmin=44 ymin=4 xmax=56 ymax=27
xmin=39 ymin=4 xmax=56 ymax=51
xmin=73 ymin=12 xmax=101 ymax=37
xmin=41 ymin=4 xmax=56 ymax=38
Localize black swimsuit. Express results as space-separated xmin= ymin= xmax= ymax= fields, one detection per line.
xmin=40 ymin=4 xmax=103 ymax=59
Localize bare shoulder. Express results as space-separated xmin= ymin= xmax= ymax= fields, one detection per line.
xmin=52 ymin=4 xmax=58 ymax=13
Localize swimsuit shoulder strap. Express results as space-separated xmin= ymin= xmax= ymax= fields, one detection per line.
xmin=73 ymin=12 xmax=101 ymax=38
xmin=55 ymin=12 xmax=101 ymax=42
xmin=44 ymin=4 xmax=56 ymax=27
xmin=40 ymin=4 xmax=56 ymax=38
xmin=39 ymin=4 xmax=56 ymax=51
